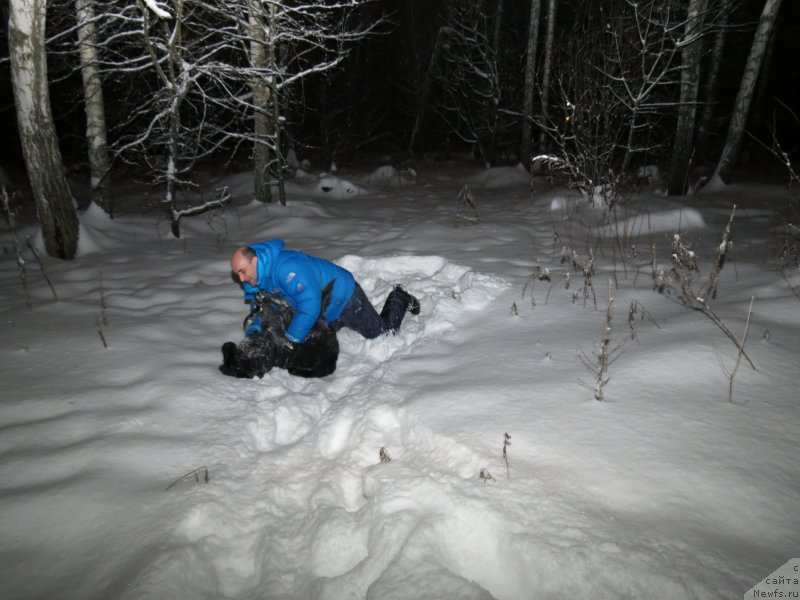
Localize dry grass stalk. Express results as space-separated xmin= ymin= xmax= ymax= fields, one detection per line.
xmin=26 ymin=237 xmax=59 ymax=301
xmin=722 ymin=296 xmax=755 ymax=404
xmin=2 ymin=187 xmax=31 ymax=310
xmin=522 ymin=262 xmax=553 ymax=307
xmin=579 ymin=280 xmax=624 ymax=401
xmin=99 ymin=271 xmax=108 ymax=327
xmin=502 ymin=432 xmax=511 ymax=479
xmin=627 ymin=300 xmax=661 ymax=342
xmin=561 ymin=247 xmax=596 ymax=309
xmin=660 ymin=205 xmax=755 ymax=370
xmin=165 ymin=466 xmax=210 ymax=491
xmin=455 ymin=185 xmax=479 ymax=227
xmin=479 ymin=468 xmax=495 ymax=484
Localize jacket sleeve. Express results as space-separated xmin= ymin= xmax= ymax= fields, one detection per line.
xmin=242 ymin=282 xmax=259 ymax=303
xmin=275 ymin=260 xmax=322 ymax=343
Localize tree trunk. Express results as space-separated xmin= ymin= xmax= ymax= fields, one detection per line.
xmin=492 ymin=0 xmax=504 ymax=55
xmin=165 ymin=1 xmax=183 ymax=236
xmin=9 ymin=0 xmax=79 ymax=259
xmin=537 ymin=0 xmax=557 ymax=151
xmin=748 ymin=10 xmax=778 ymax=146
xmin=486 ymin=0 xmax=504 ymax=167
xmin=713 ymin=0 xmax=783 ymax=184
xmin=409 ymin=26 xmax=447 ymax=153
xmin=695 ymin=3 xmax=729 ymax=163
xmin=266 ymin=2 xmax=286 ymax=206
xmin=519 ymin=0 xmax=542 ymax=165
xmin=247 ymin=0 xmax=272 ymax=204
xmin=667 ymin=0 xmax=708 ymax=195
xmin=75 ymin=0 xmax=112 ymax=215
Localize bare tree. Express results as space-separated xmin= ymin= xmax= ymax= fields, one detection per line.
xmin=8 ymin=0 xmax=79 ymax=259
xmin=409 ymin=25 xmax=448 ymax=153
xmin=519 ymin=0 xmax=542 ymax=163
xmin=695 ymin=2 xmax=731 ymax=163
xmin=246 ymin=0 xmax=275 ymax=204
xmin=536 ymin=0 xmax=558 ymax=152
xmin=667 ymin=0 xmax=708 ymax=195
xmin=75 ymin=0 xmax=112 ymax=214
xmin=713 ymin=0 xmax=783 ymax=184
xmin=535 ymin=0 xmax=709 ymax=201
xmin=112 ymin=0 xmax=241 ymax=237
xmin=240 ymin=0 xmax=378 ymax=203
xmin=430 ymin=1 xmax=505 ymax=166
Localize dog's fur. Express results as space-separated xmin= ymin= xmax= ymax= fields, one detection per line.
xmin=219 ymin=290 xmax=339 ymax=379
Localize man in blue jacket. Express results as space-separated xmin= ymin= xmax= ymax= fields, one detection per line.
xmin=230 ymin=240 xmax=420 ymax=348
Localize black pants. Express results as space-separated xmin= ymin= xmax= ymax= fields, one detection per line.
xmin=332 ymin=284 xmax=411 ymax=339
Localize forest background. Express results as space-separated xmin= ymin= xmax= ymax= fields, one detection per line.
xmin=1 ymin=0 xmax=799 ymax=256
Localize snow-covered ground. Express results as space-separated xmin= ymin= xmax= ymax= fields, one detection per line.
xmin=1 ymin=160 xmax=798 ymax=599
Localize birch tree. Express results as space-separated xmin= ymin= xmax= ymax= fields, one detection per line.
xmin=246 ymin=0 xmax=275 ymax=204
xmin=8 ymin=0 xmax=79 ymax=259
xmin=75 ymin=0 xmax=112 ymax=214
xmin=239 ymin=0 xmax=376 ymax=204
xmin=713 ymin=0 xmax=783 ymax=184
xmin=667 ymin=0 xmax=708 ymax=195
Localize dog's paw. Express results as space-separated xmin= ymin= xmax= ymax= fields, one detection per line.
xmin=220 ymin=341 xmax=249 ymax=378
xmin=222 ymin=341 xmax=238 ymax=364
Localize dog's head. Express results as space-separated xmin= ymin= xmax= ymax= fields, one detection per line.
xmin=219 ymin=339 xmax=277 ymax=379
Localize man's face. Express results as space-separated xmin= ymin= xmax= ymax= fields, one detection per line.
xmin=231 ymin=252 xmax=258 ymax=286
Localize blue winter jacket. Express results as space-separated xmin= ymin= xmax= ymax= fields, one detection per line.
xmin=242 ymin=240 xmax=356 ymax=343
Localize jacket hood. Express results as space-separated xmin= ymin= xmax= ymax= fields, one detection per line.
xmin=242 ymin=239 xmax=285 ymax=297
xmin=251 ymin=239 xmax=285 ymax=282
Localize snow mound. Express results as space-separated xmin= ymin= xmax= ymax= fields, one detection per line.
xmin=363 ymin=165 xmax=417 ymax=188
xmin=467 ymin=164 xmax=530 ymax=188
xmin=313 ymin=175 xmax=367 ymax=199
xmin=76 ymin=202 xmax=129 ymax=255
xmin=598 ymin=207 xmax=707 ymax=237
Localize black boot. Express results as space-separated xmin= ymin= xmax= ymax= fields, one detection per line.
xmin=379 ymin=286 xmax=421 ymax=333
xmin=393 ymin=285 xmax=420 ymax=315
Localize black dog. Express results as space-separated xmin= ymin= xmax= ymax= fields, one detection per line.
xmin=219 ymin=290 xmax=339 ymax=379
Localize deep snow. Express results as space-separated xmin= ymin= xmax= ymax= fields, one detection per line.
xmin=1 ymin=160 xmax=798 ymax=599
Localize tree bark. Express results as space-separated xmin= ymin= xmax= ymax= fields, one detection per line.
xmin=265 ymin=2 xmax=285 ymax=206
xmin=519 ymin=0 xmax=542 ymax=165
xmin=75 ymin=0 xmax=112 ymax=215
xmin=247 ymin=0 xmax=273 ymax=204
xmin=409 ymin=26 xmax=447 ymax=154
xmin=667 ymin=0 xmax=708 ymax=195
xmin=537 ymin=0 xmax=558 ymax=151
xmin=748 ymin=9 xmax=778 ymax=144
xmin=9 ymin=0 xmax=79 ymax=259
xmin=695 ymin=2 xmax=730 ymax=163
xmin=713 ymin=0 xmax=783 ymax=184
